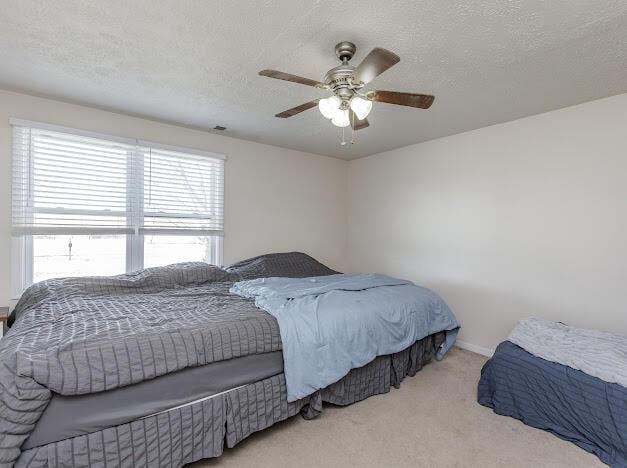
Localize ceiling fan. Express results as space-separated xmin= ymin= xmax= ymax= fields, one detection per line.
xmin=259 ymin=41 xmax=435 ymax=136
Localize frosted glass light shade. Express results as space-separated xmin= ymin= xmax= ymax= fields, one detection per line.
xmin=350 ymin=96 xmax=373 ymax=120
xmin=331 ymin=108 xmax=350 ymax=127
xmin=318 ymin=96 xmax=341 ymax=119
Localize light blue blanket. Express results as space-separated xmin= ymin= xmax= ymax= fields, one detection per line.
xmin=230 ymin=273 xmax=460 ymax=401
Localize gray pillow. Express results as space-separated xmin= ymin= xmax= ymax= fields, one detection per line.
xmin=225 ymin=252 xmax=339 ymax=280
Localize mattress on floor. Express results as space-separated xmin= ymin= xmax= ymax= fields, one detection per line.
xmin=478 ymin=340 xmax=627 ymax=467
xmin=23 ymin=351 xmax=284 ymax=450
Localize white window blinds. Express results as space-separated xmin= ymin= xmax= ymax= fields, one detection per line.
xmin=11 ymin=120 xmax=225 ymax=236
xmin=140 ymin=146 xmax=224 ymax=235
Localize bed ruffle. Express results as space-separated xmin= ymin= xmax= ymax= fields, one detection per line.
xmin=17 ymin=333 xmax=444 ymax=468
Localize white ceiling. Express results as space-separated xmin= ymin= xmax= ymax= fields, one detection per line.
xmin=1 ymin=1 xmax=626 ymax=160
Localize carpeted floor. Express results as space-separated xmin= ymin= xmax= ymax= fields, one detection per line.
xmin=192 ymin=347 xmax=604 ymax=468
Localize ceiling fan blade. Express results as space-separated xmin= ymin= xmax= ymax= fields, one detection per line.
xmin=352 ymin=48 xmax=400 ymax=85
xmin=259 ymin=69 xmax=324 ymax=88
xmin=367 ymin=90 xmax=435 ymax=109
xmin=275 ymin=100 xmax=320 ymax=118
xmin=349 ymin=109 xmax=370 ymax=130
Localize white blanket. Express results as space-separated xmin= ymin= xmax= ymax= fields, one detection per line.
xmin=508 ymin=317 xmax=627 ymax=388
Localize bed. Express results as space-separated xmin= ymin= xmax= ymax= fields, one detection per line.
xmin=478 ymin=340 xmax=627 ymax=467
xmin=1 ymin=252 xmax=457 ymax=468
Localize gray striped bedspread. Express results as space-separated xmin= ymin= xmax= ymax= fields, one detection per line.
xmin=0 ymin=263 xmax=282 ymax=468
xmin=16 ymin=333 xmax=445 ymax=468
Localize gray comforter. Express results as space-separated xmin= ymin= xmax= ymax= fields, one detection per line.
xmin=0 ymin=263 xmax=281 ymax=467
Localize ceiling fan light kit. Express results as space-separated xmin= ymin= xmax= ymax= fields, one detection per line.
xmin=319 ymin=95 xmax=341 ymax=119
xmin=331 ymin=108 xmax=350 ymax=128
xmin=349 ymin=96 xmax=372 ymax=120
xmin=259 ymin=41 xmax=435 ymax=144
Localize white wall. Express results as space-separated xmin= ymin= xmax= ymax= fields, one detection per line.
xmin=347 ymin=94 xmax=627 ymax=354
xmin=0 ymin=90 xmax=347 ymax=305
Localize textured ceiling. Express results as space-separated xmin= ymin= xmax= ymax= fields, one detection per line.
xmin=1 ymin=1 xmax=626 ymax=160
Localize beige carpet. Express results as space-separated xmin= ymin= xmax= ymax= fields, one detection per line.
xmin=192 ymin=348 xmax=604 ymax=468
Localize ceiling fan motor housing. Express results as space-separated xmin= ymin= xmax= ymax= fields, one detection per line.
xmin=324 ymin=64 xmax=356 ymax=99
xmin=325 ymin=41 xmax=362 ymax=101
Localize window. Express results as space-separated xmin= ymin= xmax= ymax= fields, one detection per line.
xmin=11 ymin=119 xmax=225 ymax=297
xmin=32 ymin=234 xmax=127 ymax=283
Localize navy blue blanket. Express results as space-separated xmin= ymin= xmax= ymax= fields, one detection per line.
xmin=478 ymin=341 xmax=627 ymax=467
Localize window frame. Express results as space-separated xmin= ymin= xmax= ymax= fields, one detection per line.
xmin=10 ymin=119 xmax=225 ymax=299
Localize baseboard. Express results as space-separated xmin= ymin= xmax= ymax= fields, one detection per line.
xmin=455 ymin=340 xmax=494 ymax=357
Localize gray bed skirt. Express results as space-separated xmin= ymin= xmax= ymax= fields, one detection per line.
xmin=17 ymin=333 xmax=444 ymax=468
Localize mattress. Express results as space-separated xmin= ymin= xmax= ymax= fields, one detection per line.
xmin=478 ymin=341 xmax=627 ymax=467
xmin=23 ymin=351 xmax=284 ymax=450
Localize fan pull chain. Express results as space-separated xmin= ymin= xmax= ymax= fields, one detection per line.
xmin=341 ymin=126 xmax=346 ymax=146
xmin=349 ymin=110 xmax=355 ymax=144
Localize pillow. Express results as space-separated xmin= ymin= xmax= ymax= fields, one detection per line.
xmin=225 ymin=252 xmax=339 ymax=280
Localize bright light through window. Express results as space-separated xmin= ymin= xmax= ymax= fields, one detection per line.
xmin=33 ymin=235 xmax=126 ymax=283
xmin=144 ymin=235 xmax=214 ymax=269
